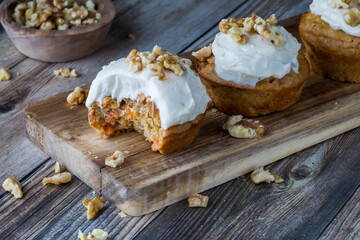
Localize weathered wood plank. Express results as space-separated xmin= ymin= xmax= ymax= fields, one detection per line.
xmin=0 ymin=159 xmax=162 ymax=239
xmin=1 ymin=0 xmax=359 ymax=239
xmin=319 ymin=186 xmax=360 ymax=240
xmin=134 ymin=128 xmax=360 ymax=239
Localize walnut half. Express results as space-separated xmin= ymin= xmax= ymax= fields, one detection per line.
xmin=2 ymin=177 xmax=23 ymax=199
xmin=250 ymin=167 xmax=284 ymax=184
xmin=223 ymin=115 xmax=265 ymax=138
xmin=42 ymin=172 xmax=72 ymax=185
xmin=188 ymin=194 xmax=209 ymax=207
xmin=83 ymin=196 xmax=106 ymax=220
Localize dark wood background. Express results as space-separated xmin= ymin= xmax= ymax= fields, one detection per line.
xmin=0 ymin=0 xmax=359 ymax=239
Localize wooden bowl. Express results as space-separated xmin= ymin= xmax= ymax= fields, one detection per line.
xmin=0 ymin=0 xmax=116 ymax=62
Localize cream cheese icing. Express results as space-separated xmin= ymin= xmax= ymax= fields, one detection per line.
xmin=212 ymin=26 xmax=301 ymax=88
xmin=311 ymin=0 xmax=360 ymax=37
xmin=85 ymin=59 xmax=210 ymax=130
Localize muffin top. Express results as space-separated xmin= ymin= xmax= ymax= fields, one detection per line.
xmin=86 ymin=46 xmax=210 ymax=130
xmin=194 ymin=14 xmax=301 ymax=88
xmin=311 ymin=0 xmax=360 ymax=36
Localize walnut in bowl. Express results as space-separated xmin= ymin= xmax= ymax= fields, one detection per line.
xmin=0 ymin=0 xmax=116 ymax=62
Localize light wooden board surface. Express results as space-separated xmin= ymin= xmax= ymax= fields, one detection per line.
xmin=2 ymin=0 xmax=360 ymax=239
xmin=24 ymin=15 xmax=360 ymax=216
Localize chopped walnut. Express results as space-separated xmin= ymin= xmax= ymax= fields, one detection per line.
xmin=219 ymin=17 xmax=245 ymax=34
xmin=83 ymin=196 xmax=106 ymax=220
xmin=42 ymin=172 xmax=72 ymax=185
xmin=78 ymin=230 xmax=87 ymax=240
xmin=223 ymin=115 xmax=265 ymax=138
xmin=2 ymin=177 xmax=23 ymax=199
xmin=228 ymin=27 xmax=247 ymax=44
xmin=67 ymin=87 xmax=86 ymax=105
xmin=252 ymin=14 xmax=284 ymax=47
xmin=128 ymin=33 xmax=136 ymax=40
xmin=0 ymin=68 xmax=11 ymax=81
xmin=218 ymin=14 xmax=284 ymax=47
xmin=250 ymin=167 xmax=284 ymax=184
xmin=78 ymin=229 xmax=108 ymax=240
xmin=54 ymin=161 xmax=62 ymax=173
xmin=125 ymin=46 xmax=189 ymax=80
xmin=344 ymin=7 xmax=360 ymax=26
xmin=105 ymin=151 xmax=125 ymax=168
xmin=192 ymin=45 xmax=213 ymax=62
xmin=54 ymin=68 xmax=79 ymax=78
xmin=86 ymin=0 xmax=96 ymax=12
xmin=118 ymin=211 xmax=127 ymax=218
xmin=40 ymin=20 xmax=56 ymax=30
xmin=330 ymin=0 xmax=350 ymax=9
xmin=12 ymin=3 xmax=27 ymax=25
xmin=188 ymin=194 xmax=209 ymax=207
xmin=12 ymin=0 xmax=101 ymax=30
xmin=87 ymin=229 xmax=108 ymax=240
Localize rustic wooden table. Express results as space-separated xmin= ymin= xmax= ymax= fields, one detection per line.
xmin=1 ymin=0 xmax=359 ymax=239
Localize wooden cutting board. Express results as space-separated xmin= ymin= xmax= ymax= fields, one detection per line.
xmin=24 ymin=16 xmax=360 ymax=216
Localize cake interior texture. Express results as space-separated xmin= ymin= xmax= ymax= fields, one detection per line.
xmin=88 ymin=93 xmax=204 ymax=154
xmin=88 ymin=94 xmax=162 ymax=149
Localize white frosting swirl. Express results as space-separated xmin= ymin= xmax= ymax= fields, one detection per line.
xmin=212 ymin=26 xmax=301 ymax=87
xmin=85 ymin=59 xmax=210 ymax=130
xmin=310 ymin=0 xmax=360 ymax=36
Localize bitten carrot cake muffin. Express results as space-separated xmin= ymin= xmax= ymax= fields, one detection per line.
xmin=194 ymin=14 xmax=310 ymax=117
xmin=300 ymin=0 xmax=360 ymax=83
xmin=85 ymin=46 xmax=210 ymax=154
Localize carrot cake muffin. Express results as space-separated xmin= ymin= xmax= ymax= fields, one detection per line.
xmin=194 ymin=14 xmax=310 ymax=117
xmin=85 ymin=46 xmax=210 ymax=154
xmin=300 ymin=0 xmax=360 ymax=83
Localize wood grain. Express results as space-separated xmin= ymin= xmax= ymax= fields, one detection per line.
xmin=135 ymin=128 xmax=360 ymax=239
xmin=24 ymin=16 xmax=360 ymax=216
xmin=1 ymin=0 xmax=360 ymax=239
xmin=0 ymin=159 xmax=162 ymax=239
xmin=319 ymin=187 xmax=360 ymax=240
